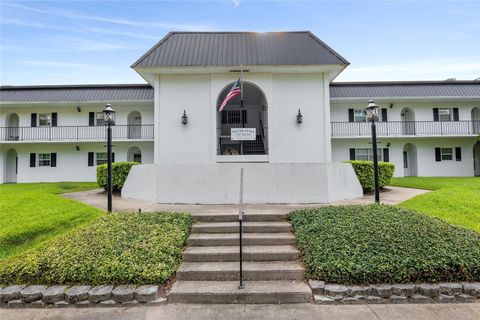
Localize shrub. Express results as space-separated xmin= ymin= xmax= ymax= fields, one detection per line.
xmin=289 ymin=205 xmax=480 ymax=285
xmin=347 ymin=160 xmax=394 ymax=193
xmin=97 ymin=162 xmax=138 ymax=192
xmin=0 ymin=212 xmax=192 ymax=285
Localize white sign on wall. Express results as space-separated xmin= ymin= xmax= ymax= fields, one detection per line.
xmin=231 ymin=128 xmax=256 ymax=141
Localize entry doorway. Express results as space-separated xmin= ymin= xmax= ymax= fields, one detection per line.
xmin=6 ymin=113 xmax=19 ymax=141
xmin=403 ymin=143 xmax=418 ymax=177
xmin=400 ymin=108 xmax=415 ymax=135
xmin=472 ymin=108 xmax=480 ymax=134
xmin=127 ymin=146 xmax=142 ymax=163
xmin=128 ymin=111 xmax=142 ymax=139
xmin=4 ymin=149 xmax=18 ymax=183
xmin=474 ymin=142 xmax=480 ymax=177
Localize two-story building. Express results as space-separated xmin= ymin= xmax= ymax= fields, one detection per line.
xmin=1 ymin=31 xmax=479 ymax=203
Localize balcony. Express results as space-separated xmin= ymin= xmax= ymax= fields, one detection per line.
xmin=331 ymin=120 xmax=480 ymax=138
xmin=0 ymin=125 xmax=154 ymax=142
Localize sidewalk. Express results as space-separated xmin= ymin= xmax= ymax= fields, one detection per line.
xmin=63 ymin=186 xmax=429 ymax=214
xmin=1 ymin=303 xmax=479 ymax=320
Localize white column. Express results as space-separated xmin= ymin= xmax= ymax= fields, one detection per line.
xmin=153 ymin=75 xmax=161 ymax=164
xmin=323 ymin=73 xmax=332 ymax=162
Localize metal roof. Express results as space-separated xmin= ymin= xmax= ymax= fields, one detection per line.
xmin=132 ymin=31 xmax=349 ymax=68
xmin=330 ymin=81 xmax=480 ymax=98
xmin=0 ymin=84 xmax=153 ymax=103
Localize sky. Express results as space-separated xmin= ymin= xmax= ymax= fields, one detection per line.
xmin=0 ymin=0 xmax=479 ymax=85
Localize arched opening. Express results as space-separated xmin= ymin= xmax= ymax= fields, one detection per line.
xmin=403 ymin=143 xmax=418 ymax=177
xmin=400 ymin=108 xmax=415 ymax=135
xmin=128 ymin=111 xmax=142 ymax=139
xmin=6 ymin=113 xmax=19 ymax=141
xmin=4 ymin=149 xmax=18 ymax=183
xmin=472 ymin=107 xmax=480 ymax=134
xmin=127 ymin=146 xmax=142 ymax=163
xmin=473 ymin=141 xmax=480 ymax=177
xmin=216 ymin=81 xmax=268 ymax=155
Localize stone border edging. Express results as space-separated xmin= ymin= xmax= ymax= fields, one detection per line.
xmin=0 ymin=284 xmax=166 ymax=308
xmin=309 ymin=280 xmax=480 ymax=305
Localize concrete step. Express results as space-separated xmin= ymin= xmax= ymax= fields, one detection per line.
xmin=187 ymin=233 xmax=295 ymax=246
xmin=183 ymin=245 xmax=299 ymax=262
xmin=192 ymin=221 xmax=293 ymax=234
xmin=176 ymin=261 xmax=304 ymax=281
xmin=192 ymin=213 xmax=287 ymax=223
xmin=168 ymin=281 xmax=312 ymax=304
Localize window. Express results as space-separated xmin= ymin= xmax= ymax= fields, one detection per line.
xmin=38 ymin=153 xmax=51 ymax=166
xmin=354 ymin=148 xmax=383 ymax=161
xmin=441 ymin=148 xmax=453 ymax=160
xmin=354 ymin=110 xmax=367 ymax=122
xmin=439 ymin=109 xmax=451 ymax=122
xmin=96 ymin=112 xmax=105 ymax=126
xmin=39 ymin=114 xmax=51 ymax=126
xmin=96 ymin=152 xmax=107 ymax=165
xmin=221 ymin=110 xmax=247 ymax=124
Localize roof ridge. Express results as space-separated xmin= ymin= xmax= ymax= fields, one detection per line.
xmin=131 ymin=32 xmax=175 ymax=68
xmin=305 ymin=32 xmax=350 ymax=65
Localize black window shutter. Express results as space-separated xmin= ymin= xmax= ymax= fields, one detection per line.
xmin=383 ymin=148 xmax=390 ymax=162
xmin=50 ymin=153 xmax=57 ymax=167
xmin=112 ymin=152 xmax=115 ymax=163
xmin=348 ymin=109 xmax=354 ymax=122
xmin=435 ymin=147 xmax=441 ymax=162
xmin=31 ymin=113 xmax=37 ymax=127
xmin=381 ymin=108 xmax=388 ymax=122
xmin=455 ymin=147 xmax=462 ymax=161
xmin=89 ymin=112 xmax=95 ymax=126
xmin=52 ymin=112 xmax=58 ymax=127
xmin=433 ymin=108 xmax=439 ymax=121
xmin=30 ymin=153 xmax=36 ymax=167
xmin=453 ymin=108 xmax=459 ymax=121
xmin=88 ymin=152 xmax=94 ymax=166
xmin=349 ymin=148 xmax=356 ymax=161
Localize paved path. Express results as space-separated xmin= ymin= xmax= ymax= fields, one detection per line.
xmin=1 ymin=303 xmax=479 ymax=320
xmin=63 ymin=186 xmax=429 ymax=213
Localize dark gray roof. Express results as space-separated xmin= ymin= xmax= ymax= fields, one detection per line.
xmin=0 ymin=84 xmax=153 ymax=103
xmin=132 ymin=31 xmax=349 ymax=68
xmin=330 ymin=80 xmax=480 ymax=99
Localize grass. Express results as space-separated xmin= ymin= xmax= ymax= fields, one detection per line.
xmin=0 ymin=182 xmax=102 ymax=259
xmin=289 ymin=204 xmax=480 ymax=285
xmin=0 ymin=212 xmax=192 ymax=285
xmin=390 ymin=177 xmax=480 ymax=233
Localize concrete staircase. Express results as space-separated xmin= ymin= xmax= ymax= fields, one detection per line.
xmin=168 ymin=211 xmax=312 ymax=304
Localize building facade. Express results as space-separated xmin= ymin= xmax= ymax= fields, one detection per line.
xmin=1 ymin=32 xmax=479 ymax=202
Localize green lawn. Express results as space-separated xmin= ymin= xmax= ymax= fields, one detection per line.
xmin=0 ymin=212 xmax=192 ymax=285
xmin=289 ymin=205 xmax=480 ymax=285
xmin=0 ymin=182 xmax=102 ymax=259
xmin=390 ymin=177 xmax=480 ymax=233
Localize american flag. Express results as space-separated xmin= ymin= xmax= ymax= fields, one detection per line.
xmin=218 ymin=78 xmax=241 ymax=112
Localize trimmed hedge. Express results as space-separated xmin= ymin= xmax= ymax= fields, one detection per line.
xmin=0 ymin=212 xmax=192 ymax=285
xmin=289 ymin=205 xmax=480 ymax=285
xmin=97 ymin=161 xmax=138 ymax=192
xmin=347 ymin=160 xmax=394 ymax=193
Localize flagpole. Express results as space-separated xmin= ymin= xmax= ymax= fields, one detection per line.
xmin=240 ymin=65 xmax=244 ymax=109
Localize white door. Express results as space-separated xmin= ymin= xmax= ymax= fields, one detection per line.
xmin=5 ymin=149 xmax=18 ymax=183
xmin=474 ymin=142 xmax=480 ymax=177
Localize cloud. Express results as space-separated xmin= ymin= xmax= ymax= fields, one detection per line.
xmin=3 ymin=2 xmax=215 ymax=31
xmin=232 ymin=0 xmax=241 ymax=7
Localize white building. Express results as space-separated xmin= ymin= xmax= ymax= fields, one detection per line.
xmin=1 ymin=32 xmax=479 ymax=203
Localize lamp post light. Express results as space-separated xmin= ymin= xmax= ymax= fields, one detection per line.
xmin=103 ymin=104 xmax=116 ymax=212
xmin=365 ymin=100 xmax=380 ymax=203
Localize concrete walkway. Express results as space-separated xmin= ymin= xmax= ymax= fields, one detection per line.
xmin=63 ymin=186 xmax=429 ymax=214
xmin=1 ymin=303 xmax=479 ymax=320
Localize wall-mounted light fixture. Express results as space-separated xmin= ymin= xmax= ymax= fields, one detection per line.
xmin=386 ymin=142 xmax=391 ymax=147
xmin=182 ymin=110 xmax=188 ymax=125
xmin=75 ymin=145 xmax=80 ymax=151
xmin=296 ymin=109 xmax=303 ymax=124
xmin=389 ymin=103 xmax=393 ymax=109
xmin=77 ymin=106 xmax=81 ymax=112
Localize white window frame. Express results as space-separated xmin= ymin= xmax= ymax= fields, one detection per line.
xmin=354 ymin=148 xmax=383 ymax=161
xmin=438 ymin=108 xmax=451 ymax=122
xmin=38 ymin=153 xmax=51 ymax=166
xmin=441 ymin=148 xmax=453 ymax=161
xmin=39 ymin=113 xmax=51 ymax=127
xmin=354 ymin=109 xmax=367 ymax=122
xmin=96 ymin=152 xmax=108 ymax=165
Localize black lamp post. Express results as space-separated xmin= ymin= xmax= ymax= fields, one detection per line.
xmin=365 ymin=100 xmax=380 ymax=203
xmin=103 ymin=104 xmax=116 ymax=212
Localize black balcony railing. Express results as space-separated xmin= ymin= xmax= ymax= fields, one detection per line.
xmin=331 ymin=120 xmax=480 ymax=137
xmin=0 ymin=124 xmax=154 ymax=142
